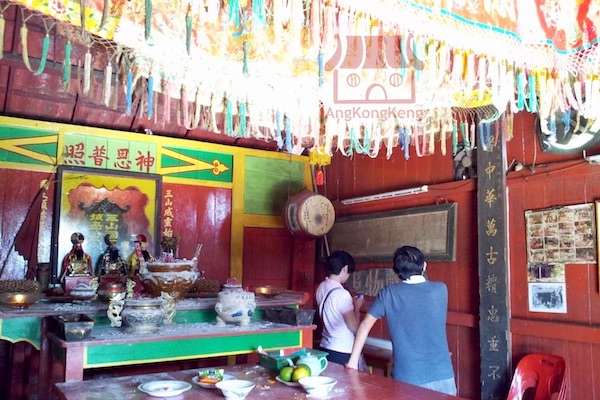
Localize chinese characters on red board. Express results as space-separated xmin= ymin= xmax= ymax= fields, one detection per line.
xmin=163 ymin=189 xmax=175 ymax=238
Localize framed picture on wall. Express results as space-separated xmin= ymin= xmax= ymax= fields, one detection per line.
xmin=50 ymin=166 xmax=161 ymax=281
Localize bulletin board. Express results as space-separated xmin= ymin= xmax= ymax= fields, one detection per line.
xmin=51 ymin=166 xmax=161 ymax=281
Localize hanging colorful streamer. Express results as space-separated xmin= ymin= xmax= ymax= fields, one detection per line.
xmin=62 ymin=41 xmax=72 ymax=90
xmin=185 ymin=4 xmax=192 ymax=55
xmin=145 ymin=0 xmax=152 ymax=40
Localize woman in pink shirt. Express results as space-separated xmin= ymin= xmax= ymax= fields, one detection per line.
xmin=315 ymin=250 xmax=364 ymax=365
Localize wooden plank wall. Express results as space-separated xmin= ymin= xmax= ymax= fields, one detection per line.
xmin=324 ymin=111 xmax=600 ymax=400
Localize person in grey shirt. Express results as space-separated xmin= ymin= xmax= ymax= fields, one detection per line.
xmin=346 ymin=246 xmax=456 ymax=396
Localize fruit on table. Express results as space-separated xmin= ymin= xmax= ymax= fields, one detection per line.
xmin=279 ymin=366 xmax=294 ymax=382
xmin=292 ymin=364 xmax=312 ymax=382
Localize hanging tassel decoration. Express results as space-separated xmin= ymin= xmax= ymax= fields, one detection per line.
xmin=21 ymin=21 xmax=51 ymax=75
xmin=516 ymin=68 xmax=526 ymax=111
xmin=163 ymin=79 xmax=172 ymax=123
xmin=452 ymin=121 xmax=458 ymax=155
xmin=62 ymin=41 xmax=72 ymax=90
xmin=252 ymin=0 xmax=266 ymax=28
xmin=0 ymin=12 xmax=5 ymax=61
xmin=528 ymin=70 xmax=538 ymax=113
xmin=145 ymin=0 xmax=152 ymax=40
xmin=225 ymin=99 xmax=233 ymax=136
xmin=404 ymin=127 xmax=411 ymax=160
xmin=275 ymin=111 xmax=283 ymax=149
xmin=125 ymin=69 xmax=133 ymax=115
xmin=239 ymin=101 xmax=247 ymax=137
xmin=228 ymin=0 xmax=241 ymax=27
xmin=83 ymin=47 xmax=92 ymax=95
xmin=285 ymin=115 xmax=293 ymax=153
xmin=181 ymin=85 xmax=190 ymax=128
xmin=147 ymin=74 xmax=154 ymax=118
xmin=479 ymin=123 xmax=488 ymax=151
xmin=315 ymin=166 xmax=324 ymax=186
xmin=186 ymin=4 xmax=192 ymax=55
xmin=102 ymin=63 xmax=112 ymax=107
xmin=242 ymin=41 xmax=249 ymax=77
xmin=318 ymin=50 xmax=324 ymax=87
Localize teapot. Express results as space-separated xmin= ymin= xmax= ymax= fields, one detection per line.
xmin=296 ymin=353 xmax=328 ymax=376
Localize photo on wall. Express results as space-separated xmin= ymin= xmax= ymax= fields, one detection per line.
xmin=528 ymin=282 xmax=567 ymax=314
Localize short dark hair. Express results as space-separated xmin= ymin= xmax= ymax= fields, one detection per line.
xmin=326 ymin=250 xmax=355 ymax=275
xmin=393 ymin=246 xmax=425 ymax=280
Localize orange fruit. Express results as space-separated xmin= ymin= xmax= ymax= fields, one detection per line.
xmin=292 ymin=364 xmax=311 ymax=382
xmin=279 ymin=366 xmax=294 ymax=382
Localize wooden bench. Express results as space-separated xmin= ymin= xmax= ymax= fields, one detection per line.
xmin=362 ymin=338 xmax=393 ymax=378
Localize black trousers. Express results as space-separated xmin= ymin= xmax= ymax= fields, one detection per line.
xmin=318 ymin=346 xmax=351 ymax=365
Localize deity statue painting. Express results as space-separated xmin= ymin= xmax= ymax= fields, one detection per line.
xmin=96 ymin=233 xmax=127 ymax=276
xmin=127 ymin=234 xmax=155 ymax=277
xmin=60 ymin=232 xmax=93 ymax=282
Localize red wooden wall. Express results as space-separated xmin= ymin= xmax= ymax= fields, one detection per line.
xmin=323 ymin=111 xmax=600 ymax=400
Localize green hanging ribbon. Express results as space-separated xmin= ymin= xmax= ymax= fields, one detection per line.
xmin=238 ymin=102 xmax=247 ymax=137
xmin=225 ymin=99 xmax=234 ymax=136
xmin=145 ymin=0 xmax=152 ymax=40
xmin=21 ymin=23 xmax=51 ymax=76
xmin=62 ymin=41 xmax=72 ymax=89
xmin=185 ymin=4 xmax=192 ymax=55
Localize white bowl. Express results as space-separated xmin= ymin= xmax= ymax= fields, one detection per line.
xmin=215 ymin=379 xmax=255 ymax=399
xmin=298 ymin=376 xmax=337 ymax=396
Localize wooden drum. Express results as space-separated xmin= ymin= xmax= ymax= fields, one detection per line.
xmin=283 ymin=191 xmax=335 ymax=239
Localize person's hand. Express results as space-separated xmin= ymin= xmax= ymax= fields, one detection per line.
xmin=353 ymin=294 xmax=364 ymax=311
xmin=345 ymin=361 xmax=358 ymax=370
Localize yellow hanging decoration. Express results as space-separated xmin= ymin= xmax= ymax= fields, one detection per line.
xmin=309 ymin=148 xmax=331 ymax=186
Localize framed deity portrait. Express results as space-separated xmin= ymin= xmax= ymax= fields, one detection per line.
xmin=51 ymin=166 xmax=161 ymax=281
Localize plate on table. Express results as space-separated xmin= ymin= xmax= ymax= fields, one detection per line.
xmin=192 ymin=374 xmax=236 ymax=389
xmin=276 ymin=375 xmax=301 ymax=387
xmin=138 ymin=380 xmax=192 ymax=397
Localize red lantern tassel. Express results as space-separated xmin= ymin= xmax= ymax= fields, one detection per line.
xmin=315 ymin=167 xmax=324 ymax=186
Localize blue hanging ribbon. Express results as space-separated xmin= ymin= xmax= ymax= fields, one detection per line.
xmin=528 ymin=72 xmax=538 ymax=113
xmin=478 ymin=123 xmax=486 ymax=151
xmin=285 ymin=115 xmax=292 ymax=153
xmin=228 ymin=0 xmax=241 ymax=27
xmin=147 ymin=76 xmax=154 ymax=118
xmin=348 ymin=127 xmax=356 ymax=157
xmin=404 ymin=127 xmax=411 ymax=160
xmin=516 ymin=69 xmax=526 ymax=111
xmin=562 ymin=109 xmax=571 ymax=135
xmin=485 ymin=122 xmax=491 ymax=148
xmin=276 ymin=111 xmax=283 ymax=149
xmin=398 ymin=127 xmax=405 ymax=150
xmin=125 ymin=70 xmax=133 ymax=115
xmin=252 ymin=0 xmax=266 ymax=28
xmin=318 ymin=51 xmax=324 ymax=87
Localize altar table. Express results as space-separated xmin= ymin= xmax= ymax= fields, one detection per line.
xmin=53 ymin=362 xmax=469 ymax=400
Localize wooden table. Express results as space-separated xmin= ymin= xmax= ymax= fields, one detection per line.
xmin=53 ymin=362 xmax=469 ymax=400
xmin=50 ymin=321 xmax=314 ymax=381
